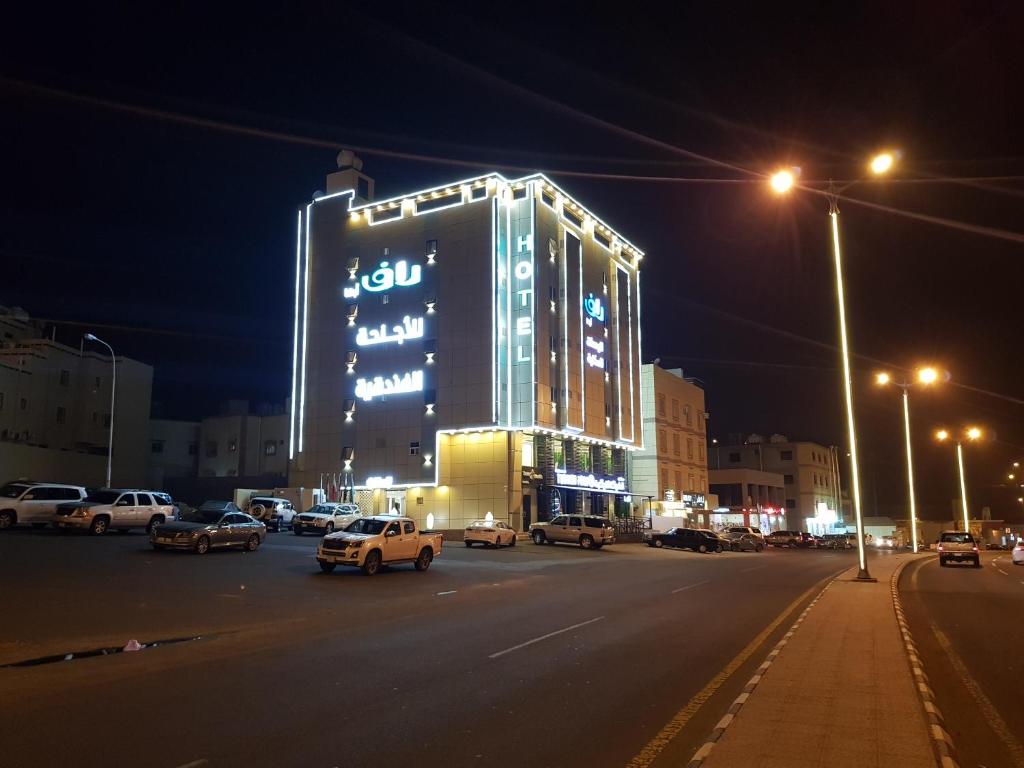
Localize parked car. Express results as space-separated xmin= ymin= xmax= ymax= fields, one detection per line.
xmin=529 ymin=515 xmax=615 ymax=549
xmin=292 ymin=502 xmax=361 ymax=535
xmin=644 ymin=527 xmax=725 ymax=553
xmin=0 ymin=482 xmax=87 ymax=529
xmin=765 ymin=530 xmax=801 ymax=548
xmin=725 ymin=525 xmax=764 ymax=543
xmin=1012 ymin=541 xmax=1024 ymax=566
xmin=54 ymin=489 xmax=177 ymax=535
xmin=876 ymin=535 xmax=899 ymax=549
xmin=725 ymin=531 xmax=764 ymax=552
xmin=151 ymin=502 xmax=265 ymax=554
xmin=464 ymin=520 xmax=517 ymax=547
xmin=316 ymin=515 xmax=443 ymax=575
xmin=792 ymin=532 xmax=817 ymax=548
xmin=937 ymin=530 xmax=980 ymax=567
xmin=246 ymin=496 xmax=296 ymax=532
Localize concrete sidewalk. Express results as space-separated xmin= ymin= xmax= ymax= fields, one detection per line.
xmin=696 ymin=553 xmax=936 ymax=768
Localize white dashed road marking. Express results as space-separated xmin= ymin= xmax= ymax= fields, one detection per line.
xmin=672 ymin=580 xmax=711 ymax=594
xmin=436 ymin=590 xmax=457 ymax=596
xmin=489 ymin=616 xmax=605 ymax=659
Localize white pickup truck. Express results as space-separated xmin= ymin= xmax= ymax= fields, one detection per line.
xmin=316 ymin=515 xmax=443 ymax=576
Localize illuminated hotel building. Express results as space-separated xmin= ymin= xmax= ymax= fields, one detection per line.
xmin=288 ymin=154 xmax=644 ymax=531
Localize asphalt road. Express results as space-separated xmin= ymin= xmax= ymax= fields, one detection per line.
xmin=1 ymin=529 xmax=855 ymax=768
xmin=900 ymin=551 xmax=1024 ymax=768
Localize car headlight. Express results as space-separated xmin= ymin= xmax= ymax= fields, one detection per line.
xmin=349 ymin=540 xmax=363 ymax=548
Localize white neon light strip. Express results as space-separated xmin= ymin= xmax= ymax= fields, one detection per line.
xmin=289 ymin=208 xmax=302 ymax=460
xmin=344 ymin=173 xmax=645 ymax=260
xmin=625 ymin=266 xmax=635 ymax=443
xmin=312 ymin=189 xmax=355 ymax=203
xmin=634 ymin=269 xmax=642 ymax=447
xmin=578 ymin=228 xmax=585 ymax=433
xmin=491 ymin=197 xmax=497 ymax=423
xmin=299 ymin=202 xmax=312 ymax=453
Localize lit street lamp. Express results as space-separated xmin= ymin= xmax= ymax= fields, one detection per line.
xmin=771 ymin=151 xmax=896 ymax=581
xmin=935 ymin=427 xmax=983 ymax=534
xmin=874 ymin=366 xmax=945 ymax=553
xmin=84 ymin=333 xmax=115 ymax=487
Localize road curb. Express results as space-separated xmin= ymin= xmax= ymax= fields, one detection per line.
xmin=684 ymin=580 xmax=834 ymax=768
xmin=891 ymin=557 xmax=961 ymax=768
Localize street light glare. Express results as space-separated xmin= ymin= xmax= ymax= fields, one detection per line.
xmin=870 ymin=152 xmax=895 ymax=175
xmin=84 ymin=333 xmax=97 ymax=341
xmin=770 ymin=169 xmax=795 ymax=194
xmin=966 ymin=427 xmax=982 ymax=441
xmin=917 ymin=367 xmax=939 ymax=385
xmin=875 ymin=372 xmax=891 ymax=386
xmin=935 ymin=429 xmax=949 ymax=441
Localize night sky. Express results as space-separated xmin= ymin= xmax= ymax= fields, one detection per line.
xmin=4 ymin=2 xmax=1023 ymax=521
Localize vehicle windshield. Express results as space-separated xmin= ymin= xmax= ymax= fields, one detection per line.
xmin=180 ymin=509 xmax=224 ymax=524
xmin=0 ymin=483 xmax=30 ymax=499
xmin=940 ymin=532 xmax=974 ymax=543
xmin=344 ymin=518 xmax=388 ymax=535
xmin=85 ymin=490 xmax=122 ymax=504
xmin=199 ymin=501 xmax=231 ymax=512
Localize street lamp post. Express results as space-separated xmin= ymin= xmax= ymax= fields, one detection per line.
xmin=84 ymin=333 xmax=115 ymax=487
xmin=875 ymin=368 xmax=942 ymax=554
xmin=772 ymin=154 xmax=895 ymax=581
xmin=935 ymin=427 xmax=981 ymax=534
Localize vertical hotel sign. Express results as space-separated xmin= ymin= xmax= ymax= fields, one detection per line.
xmin=494 ymin=183 xmax=535 ymax=426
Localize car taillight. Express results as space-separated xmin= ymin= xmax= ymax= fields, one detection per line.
xmin=972 ymin=546 xmax=978 ymax=551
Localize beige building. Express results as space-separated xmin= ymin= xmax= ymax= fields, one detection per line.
xmin=716 ymin=434 xmax=841 ymax=531
xmin=198 ymin=401 xmax=289 ymax=479
xmin=629 ymin=365 xmax=709 ymax=515
xmin=288 ymin=156 xmax=644 ymax=531
xmin=0 ymin=306 xmax=153 ymax=487
xmin=148 ymin=419 xmax=199 ymax=486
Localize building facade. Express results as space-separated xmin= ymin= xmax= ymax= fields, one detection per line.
xmin=714 ymin=433 xmax=841 ymax=531
xmin=629 ymin=364 xmax=710 ymax=524
xmin=288 ymin=157 xmax=644 ymax=531
xmin=707 ymin=468 xmax=786 ymax=532
xmin=0 ymin=305 xmax=153 ymax=487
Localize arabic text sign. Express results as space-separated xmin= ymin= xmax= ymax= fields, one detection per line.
xmin=355 ymin=316 xmax=425 ymax=347
xmin=360 ymin=259 xmax=422 ymax=293
xmin=354 ymin=370 xmax=424 ymax=402
xmin=554 ymin=471 xmax=627 ymax=493
xmin=584 ymin=293 xmax=605 ymax=323
xmin=365 ymin=475 xmax=394 ymax=489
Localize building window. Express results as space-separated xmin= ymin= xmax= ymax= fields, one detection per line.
xmin=20 ymin=397 xmax=28 ymax=411
xmin=0 ymin=392 xmax=4 ymax=410
xmin=687 ymin=438 xmax=694 ymax=460
xmin=151 ymin=441 xmax=164 ymax=454
xmin=94 ymin=376 xmax=101 ymax=388
xmin=409 ymin=441 xmax=420 ymax=456
xmin=729 ymin=451 xmax=741 ymax=463
xmin=59 ymin=370 xmax=70 ymax=386
xmin=188 ymin=442 xmax=198 ymax=456
xmin=228 ymin=439 xmax=238 ymax=453
xmin=685 ymin=405 xmax=693 ymax=426
xmin=688 ymin=473 xmax=695 ymax=491
xmin=672 ymin=433 xmax=680 ymax=456
xmin=780 ymin=450 xmax=793 ymax=461
xmin=425 ymin=239 xmax=438 ymax=255
xmin=698 ymin=412 xmax=704 ymax=430
xmin=264 ymin=440 xmax=277 ymax=456
xmin=699 ymin=473 xmax=706 ymax=491
xmin=660 ymin=468 xmax=668 ymax=491
xmin=657 ymin=393 xmax=666 ymax=417
xmin=56 ymin=406 xmax=66 ymax=424
xmin=786 ymin=498 xmax=797 ymax=509
xmin=674 ymin=470 xmax=682 ymax=491
xmin=698 ymin=442 xmax=705 ymax=461
xmin=206 ymin=441 xmax=218 ymax=458
xmin=671 ymin=399 xmax=679 ymax=421
xmin=784 ymin=474 xmax=794 ymax=484
xmin=657 ymin=429 xmax=666 ymax=453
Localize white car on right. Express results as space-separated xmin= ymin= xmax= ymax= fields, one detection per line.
xmin=292 ymin=502 xmax=362 ymax=536
xmin=1012 ymin=540 xmax=1024 ymax=566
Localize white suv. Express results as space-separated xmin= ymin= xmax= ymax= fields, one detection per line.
xmin=0 ymin=482 xmax=87 ymax=529
xmin=247 ymin=496 xmax=296 ymax=532
xmin=54 ymin=489 xmax=176 ymax=535
xmin=293 ymin=502 xmax=361 ymax=535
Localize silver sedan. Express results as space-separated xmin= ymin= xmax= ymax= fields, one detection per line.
xmin=151 ymin=504 xmax=266 ymax=554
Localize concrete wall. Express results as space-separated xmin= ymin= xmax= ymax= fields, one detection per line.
xmin=0 ymin=442 xmax=107 ymax=487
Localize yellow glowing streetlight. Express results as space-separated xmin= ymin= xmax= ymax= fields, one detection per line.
xmin=869 ymin=152 xmax=895 ymax=175
xmin=770 ymin=169 xmax=795 ymax=194
xmin=874 ymin=368 xmax=947 ymax=554
xmin=935 ymin=426 xmax=983 ymax=534
xmin=1009 ymin=474 xmax=1016 ymax=481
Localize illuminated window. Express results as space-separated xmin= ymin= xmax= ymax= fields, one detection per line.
xmin=425 ymin=239 xmax=438 ymax=255
xmin=409 ymin=441 xmax=420 ymax=456
xmin=264 ymin=441 xmax=277 ymax=456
